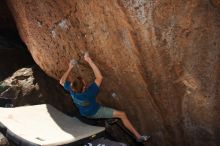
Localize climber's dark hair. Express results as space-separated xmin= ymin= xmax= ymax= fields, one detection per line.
xmin=72 ymin=76 xmax=85 ymax=93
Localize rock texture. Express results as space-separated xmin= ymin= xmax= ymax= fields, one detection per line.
xmin=0 ymin=34 xmax=34 ymax=81
xmin=0 ymin=132 xmax=9 ymax=146
xmin=211 ymin=0 xmax=220 ymax=9
xmin=0 ymin=66 xmax=75 ymax=115
xmin=0 ymin=0 xmax=34 ymax=81
xmin=6 ymin=0 xmax=220 ymax=146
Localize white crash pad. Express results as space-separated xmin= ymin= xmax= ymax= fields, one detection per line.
xmin=0 ymin=104 xmax=105 ymax=146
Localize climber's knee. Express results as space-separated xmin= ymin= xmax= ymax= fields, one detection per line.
xmin=113 ymin=110 xmax=126 ymax=119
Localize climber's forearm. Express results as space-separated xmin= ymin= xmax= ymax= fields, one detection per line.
xmin=88 ymin=59 xmax=103 ymax=82
xmin=59 ymin=67 xmax=72 ymax=86
xmin=84 ymin=53 xmax=103 ymax=86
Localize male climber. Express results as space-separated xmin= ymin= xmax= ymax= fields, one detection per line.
xmin=60 ymin=52 xmax=150 ymax=143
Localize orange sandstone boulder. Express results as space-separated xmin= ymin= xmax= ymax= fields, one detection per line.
xmin=7 ymin=0 xmax=220 ymax=146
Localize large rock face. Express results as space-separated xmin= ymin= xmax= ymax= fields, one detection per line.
xmin=7 ymin=0 xmax=220 ymax=146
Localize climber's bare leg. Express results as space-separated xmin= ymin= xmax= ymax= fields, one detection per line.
xmin=113 ymin=110 xmax=141 ymax=139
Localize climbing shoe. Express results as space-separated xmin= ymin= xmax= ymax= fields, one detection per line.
xmin=137 ymin=135 xmax=151 ymax=143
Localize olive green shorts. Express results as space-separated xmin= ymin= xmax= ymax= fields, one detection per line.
xmin=86 ymin=106 xmax=114 ymax=119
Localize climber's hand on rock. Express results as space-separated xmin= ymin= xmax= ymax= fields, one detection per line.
xmin=70 ymin=59 xmax=78 ymax=65
xmin=68 ymin=61 xmax=74 ymax=69
xmin=84 ymin=52 xmax=92 ymax=63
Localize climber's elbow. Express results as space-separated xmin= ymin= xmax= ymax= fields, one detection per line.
xmin=59 ymin=79 xmax=65 ymax=87
xmin=95 ymin=76 xmax=103 ymax=87
xmin=99 ymin=75 xmax=103 ymax=80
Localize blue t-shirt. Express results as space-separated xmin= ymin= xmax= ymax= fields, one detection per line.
xmin=63 ymin=81 xmax=100 ymax=116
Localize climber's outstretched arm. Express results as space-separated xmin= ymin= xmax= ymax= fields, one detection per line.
xmin=84 ymin=53 xmax=103 ymax=87
xmin=59 ymin=62 xmax=73 ymax=86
